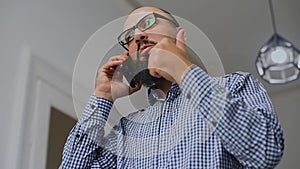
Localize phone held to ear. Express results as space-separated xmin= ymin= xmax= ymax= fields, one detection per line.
xmin=119 ymin=55 xmax=138 ymax=88
xmin=119 ymin=40 xmax=157 ymax=88
xmin=119 ymin=53 xmax=152 ymax=88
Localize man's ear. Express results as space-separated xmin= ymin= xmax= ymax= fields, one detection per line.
xmin=176 ymin=26 xmax=183 ymax=31
xmin=175 ymin=26 xmax=183 ymax=36
xmin=175 ymin=27 xmax=187 ymax=53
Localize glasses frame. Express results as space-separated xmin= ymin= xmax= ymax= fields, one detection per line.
xmin=118 ymin=12 xmax=180 ymax=51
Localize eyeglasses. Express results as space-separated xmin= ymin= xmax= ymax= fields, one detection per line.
xmin=118 ymin=12 xmax=179 ymax=51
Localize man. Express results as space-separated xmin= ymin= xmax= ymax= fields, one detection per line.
xmin=62 ymin=6 xmax=284 ymax=168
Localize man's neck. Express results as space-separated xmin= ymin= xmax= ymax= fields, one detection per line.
xmin=155 ymin=80 xmax=173 ymax=98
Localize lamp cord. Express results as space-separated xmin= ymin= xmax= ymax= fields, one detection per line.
xmin=268 ymin=0 xmax=277 ymax=34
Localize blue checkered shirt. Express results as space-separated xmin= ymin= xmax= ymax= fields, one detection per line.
xmin=62 ymin=66 xmax=284 ymax=168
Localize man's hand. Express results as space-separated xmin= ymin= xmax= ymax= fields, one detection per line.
xmin=148 ymin=28 xmax=193 ymax=86
xmin=94 ymin=52 xmax=141 ymax=101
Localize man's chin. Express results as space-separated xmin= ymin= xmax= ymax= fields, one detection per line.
xmin=134 ymin=69 xmax=165 ymax=88
xmin=141 ymin=78 xmax=165 ymax=88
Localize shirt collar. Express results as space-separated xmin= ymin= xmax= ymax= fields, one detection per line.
xmin=166 ymin=83 xmax=181 ymax=101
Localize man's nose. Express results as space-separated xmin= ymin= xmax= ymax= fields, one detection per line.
xmin=134 ymin=29 xmax=148 ymax=44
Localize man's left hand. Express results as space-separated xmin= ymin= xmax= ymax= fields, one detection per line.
xmin=148 ymin=28 xmax=193 ymax=86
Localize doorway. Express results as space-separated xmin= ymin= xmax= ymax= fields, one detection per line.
xmin=46 ymin=107 xmax=76 ymax=169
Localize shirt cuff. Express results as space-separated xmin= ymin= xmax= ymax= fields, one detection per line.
xmin=79 ymin=95 xmax=113 ymax=124
xmin=181 ymin=66 xmax=226 ymax=127
xmin=181 ymin=65 xmax=212 ymax=107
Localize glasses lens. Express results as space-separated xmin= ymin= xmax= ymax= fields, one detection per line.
xmin=119 ymin=29 xmax=134 ymax=49
xmin=118 ymin=13 xmax=157 ymax=50
xmin=138 ymin=14 xmax=156 ymax=30
xmin=124 ymin=30 xmax=134 ymax=44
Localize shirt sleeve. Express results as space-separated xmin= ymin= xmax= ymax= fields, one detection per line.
xmin=181 ymin=66 xmax=284 ymax=169
xmin=61 ymin=95 xmax=118 ymax=169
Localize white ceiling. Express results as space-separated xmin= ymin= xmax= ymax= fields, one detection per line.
xmin=127 ymin=0 xmax=300 ymax=94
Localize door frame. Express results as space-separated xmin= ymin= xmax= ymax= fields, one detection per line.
xmin=11 ymin=46 xmax=87 ymax=169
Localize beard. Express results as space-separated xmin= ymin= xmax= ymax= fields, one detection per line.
xmin=121 ymin=39 xmax=164 ymax=88
xmin=132 ymin=52 xmax=164 ymax=88
xmin=134 ymin=69 xmax=164 ymax=87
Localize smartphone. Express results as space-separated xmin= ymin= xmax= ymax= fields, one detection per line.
xmin=119 ymin=54 xmax=151 ymax=88
xmin=119 ymin=56 xmax=139 ymax=88
xmin=118 ymin=40 xmax=157 ymax=88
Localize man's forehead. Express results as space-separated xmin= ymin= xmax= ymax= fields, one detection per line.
xmin=123 ymin=12 xmax=151 ymax=30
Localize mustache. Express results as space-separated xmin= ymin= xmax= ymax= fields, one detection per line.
xmin=136 ymin=39 xmax=157 ymax=63
xmin=140 ymin=39 xmax=157 ymax=45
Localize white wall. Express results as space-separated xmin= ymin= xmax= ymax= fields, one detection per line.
xmin=0 ymin=0 xmax=131 ymax=168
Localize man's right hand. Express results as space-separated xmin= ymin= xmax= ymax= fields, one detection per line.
xmin=94 ymin=52 xmax=141 ymax=102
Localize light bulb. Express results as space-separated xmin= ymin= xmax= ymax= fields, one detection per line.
xmin=271 ymin=47 xmax=288 ymax=64
xmin=256 ymin=33 xmax=300 ymax=84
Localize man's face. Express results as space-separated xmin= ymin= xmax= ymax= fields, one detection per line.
xmin=123 ymin=7 xmax=178 ymax=60
xmin=121 ymin=7 xmax=179 ymax=87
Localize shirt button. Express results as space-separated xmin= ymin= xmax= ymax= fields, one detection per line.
xmin=211 ymin=121 xmax=218 ymax=127
xmin=186 ymin=93 xmax=191 ymax=99
xmin=90 ymin=104 xmax=95 ymax=109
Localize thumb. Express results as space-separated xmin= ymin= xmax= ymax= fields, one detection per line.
xmin=176 ymin=28 xmax=187 ymax=53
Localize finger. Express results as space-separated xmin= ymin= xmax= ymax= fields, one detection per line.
xmin=103 ymin=53 xmax=129 ymax=75
xmin=103 ymin=60 xmax=123 ymax=70
xmin=118 ymin=51 xmax=129 ymax=61
xmin=109 ymin=55 xmax=120 ymax=61
xmin=176 ymin=28 xmax=187 ymax=53
xmin=109 ymin=54 xmax=127 ymax=62
xmin=122 ymin=51 xmax=129 ymax=57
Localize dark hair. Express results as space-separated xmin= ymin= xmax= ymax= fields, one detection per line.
xmin=130 ymin=6 xmax=180 ymax=27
